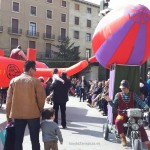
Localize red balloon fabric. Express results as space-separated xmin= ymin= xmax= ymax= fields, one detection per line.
xmin=92 ymin=4 xmax=150 ymax=69
xmin=88 ymin=56 xmax=97 ymax=63
xmin=65 ymin=60 xmax=88 ymax=76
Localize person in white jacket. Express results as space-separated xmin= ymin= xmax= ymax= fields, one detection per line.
xmin=52 ymin=68 xmax=64 ymax=84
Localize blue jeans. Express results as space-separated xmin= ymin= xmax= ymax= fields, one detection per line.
xmin=14 ymin=118 xmax=41 ymax=150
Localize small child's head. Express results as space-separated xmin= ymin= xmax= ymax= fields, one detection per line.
xmin=42 ymin=108 xmax=55 ymax=120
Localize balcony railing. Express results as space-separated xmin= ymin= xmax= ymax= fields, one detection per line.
xmin=26 ymin=30 xmax=39 ymax=38
xmin=8 ymin=27 xmax=22 ymax=35
xmin=43 ymin=33 xmax=55 ymax=40
xmin=0 ymin=26 xmax=3 ymax=32
xmin=58 ymin=36 xmax=68 ymax=41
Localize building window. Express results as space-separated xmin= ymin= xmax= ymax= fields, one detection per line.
xmin=46 ymin=25 xmax=52 ymax=38
xmin=47 ymin=10 xmax=52 ymax=19
xmin=86 ymin=48 xmax=91 ymax=59
xmin=75 ymin=4 xmax=79 ymax=10
xmin=29 ymin=41 xmax=36 ymax=48
xmin=60 ymin=28 xmax=66 ymax=40
xmin=75 ymin=17 xmax=79 ymax=25
xmin=87 ymin=7 xmax=91 ymax=14
xmin=87 ymin=20 xmax=91 ymax=28
xmin=31 ymin=6 xmax=36 ymax=16
xmin=12 ymin=2 xmax=19 ymax=12
xmin=12 ymin=18 xmax=19 ymax=33
xmin=74 ymin=31 xmax=79 ymax=39
xmin=11 ymin=38 xmax=18 ymax=49
xmin=29 ymin=22 xmax=36 ymax=36
xmin=45 ymin=43 xmax=51 ymax=58
xmin=62 ymin=0 xmax=66 ymax=7
xmin=74 ymin=46 xmax=79 ymax=53
xmin=47 ymin=0 xmax=52 ymax=3
xmin=61 ymin=14 xmax=66 ymax=22
xmin=86 ymin=33 xmax=91 ymax=41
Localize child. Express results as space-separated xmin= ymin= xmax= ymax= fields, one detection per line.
xmin=52 ymin=68 xmax=64 ymax=84
xmin=41 ymin=108 xmax=63 ymax=150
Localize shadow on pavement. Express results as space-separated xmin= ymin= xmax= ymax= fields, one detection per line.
xmin=66 ymin=106 xmax=106 ymax=124
xmin=64 ymin=126 xmax=103 ymax=138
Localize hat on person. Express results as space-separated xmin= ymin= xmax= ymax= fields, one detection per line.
xmin=119 ymin=80 xmax=129 ymax=89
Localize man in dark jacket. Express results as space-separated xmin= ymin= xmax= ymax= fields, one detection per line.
xmin=79 ymin=76 xmax=89 ymax=102
xmin=50 ymin=72 xmax=71 ymax=129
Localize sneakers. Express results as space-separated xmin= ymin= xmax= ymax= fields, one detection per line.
xmin=121 ymin=137 xmax=126 ymax=146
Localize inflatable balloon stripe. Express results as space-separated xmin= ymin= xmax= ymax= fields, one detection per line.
xmin=88 ymin=56 xmax=97 ymax=63
xmin=92 ymin=4 xmax=150 ymax=69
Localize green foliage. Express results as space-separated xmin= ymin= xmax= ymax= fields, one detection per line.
xmin=54 ymin=37 xmax=80 ymax=61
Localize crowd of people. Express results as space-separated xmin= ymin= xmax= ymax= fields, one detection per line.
xmin=68 ymin=75 xmax=150 ymax=148
xmin=4 ymin=46 xmax=150 ymax=149
xmin=69 ymin=77 xmax=110 ymax=116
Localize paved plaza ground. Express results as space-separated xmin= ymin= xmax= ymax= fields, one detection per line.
xmin=1 ymin=96 xmax=150 ymax=150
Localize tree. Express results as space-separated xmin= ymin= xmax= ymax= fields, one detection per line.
xmin=39 ymin=38 xmax=81 ymax=68
xmin=54 ymin=37 xmax=80 ymax=61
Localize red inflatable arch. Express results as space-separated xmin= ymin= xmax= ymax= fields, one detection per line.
xmin=88 ymin=56 xmax=97 ymax=63
xmin=66 ymin=60 xmax=88 ymax=76
xmin=0 ymin=49 xmax=89 ymax=88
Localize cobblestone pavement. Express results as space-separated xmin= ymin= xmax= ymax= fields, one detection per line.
xmin=0 ymin=96 xmax=150 ymax=150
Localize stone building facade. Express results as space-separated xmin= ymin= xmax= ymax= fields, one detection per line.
xmin=0 ymin=0 xmax=101 ymax=80
xmin=0 ymin=0 xmax=69 ymax=57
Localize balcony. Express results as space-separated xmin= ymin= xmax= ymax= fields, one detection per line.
xmin=43 ymin=33 xmax=55 ymax=40
xmin=0 ymin=26 xmax=3 ymax=32
xmin=8 ymin=27 xmax=22 ymax=35
xmin=58 ymin=36 xmax=68 ymax=41
xmin=26 ymin=30 xmax=39 ymax=38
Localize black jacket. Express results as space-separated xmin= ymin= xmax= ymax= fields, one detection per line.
xmin=50 ymin=79 xmax=71 ymax=103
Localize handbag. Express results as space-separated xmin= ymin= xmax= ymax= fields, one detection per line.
xmin=0 ymin=128 xmax=6 ymax=145
xmin=0 ymin=128 xmax=6 ymax=150
xmin=4 ymin=122 xmax=15 ymax=150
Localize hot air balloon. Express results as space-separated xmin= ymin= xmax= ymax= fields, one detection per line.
xmin=92 ymin=4 xmax=150 ymax=69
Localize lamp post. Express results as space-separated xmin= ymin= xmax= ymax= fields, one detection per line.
xmin=99 ymin=0 xmax=111 ymax=80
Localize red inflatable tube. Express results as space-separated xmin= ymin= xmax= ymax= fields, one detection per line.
xmin=0 ymin=55 xmax=88 ymax=88
xmin=88 ymin=56 xmax=97 ymax=63
xmin=65 ymin=60 xmax=88 ymax=76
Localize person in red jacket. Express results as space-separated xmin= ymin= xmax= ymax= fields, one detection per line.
xmin=10 ymin=45 xmax=27 ymax=60
xmin=105 ymin=80 xmax=149 ymax=147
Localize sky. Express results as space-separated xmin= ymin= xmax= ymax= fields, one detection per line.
xmin=84 ymin=0 xmax=150 ymax=9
